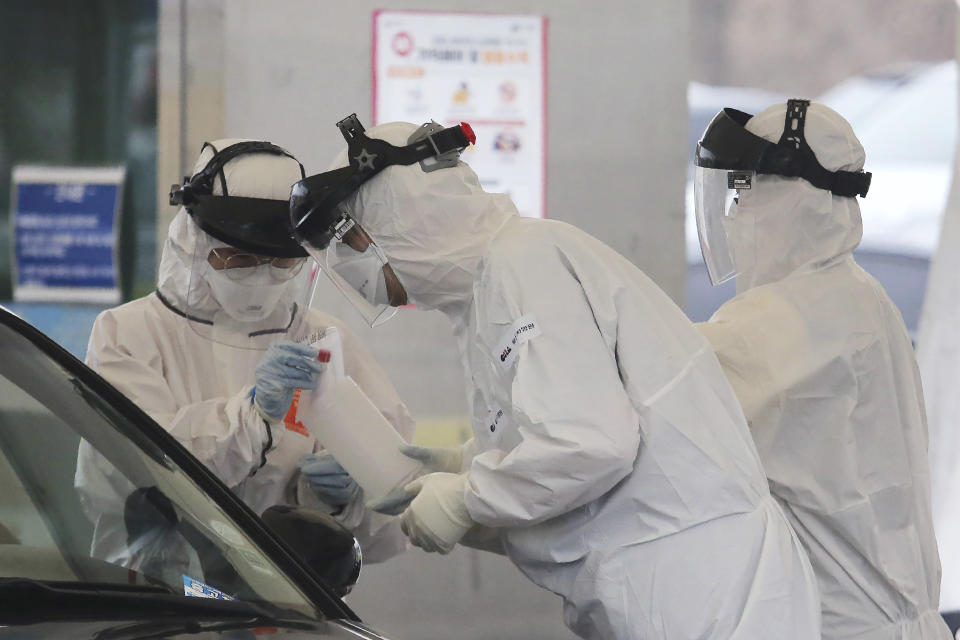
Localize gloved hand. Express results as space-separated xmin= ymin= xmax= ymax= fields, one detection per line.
xmin=299 ymin=452 xmax=360 ymax=508
xmin=366 ymin=444 xmax=464 ymax=515
xmin=400 ymin=444 xmax=464 ymax=473
xmin=399 ymin=472 xmax=474 ymax=554
xmin=253 ymin=341 xmax=324 ymax=421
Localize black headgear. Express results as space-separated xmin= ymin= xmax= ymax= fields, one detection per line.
xmin=170 ymin=141 xmax=308 ymax=257
xmin=695 ymin=99 xmax=871 ymax=198
xmin=289 ymin=114 xmax=476 ymax=251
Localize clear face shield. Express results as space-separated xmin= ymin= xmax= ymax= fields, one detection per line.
xmin=693 ymin=168 xmax=752 ymax=285
xmin=305 ymin=210 xmax=407 ymax=327
xmin=185 ymin=238 xmax=319 ymax=349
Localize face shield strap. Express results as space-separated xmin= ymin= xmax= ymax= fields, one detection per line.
xmin=764 ymin=98 xmax=872 ymax=198
xmin=169 ymin=140 xmax=308 ymax=257
xmin=172 ymin=140 xmax=305 ymax=204
xmin=290 ymin=114 xmax=476 ymax=249
xmin=696 ymin=101 xmax=872 ymax=199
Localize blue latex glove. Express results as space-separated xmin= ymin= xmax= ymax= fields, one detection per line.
xmin=300 ymin=452 xmax=360 ymax=507
xmin=253 ymin=341 xmax=324 ymax=421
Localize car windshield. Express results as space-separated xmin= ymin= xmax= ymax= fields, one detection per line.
xmin=0 ymin=317 xmax=318 ymax=619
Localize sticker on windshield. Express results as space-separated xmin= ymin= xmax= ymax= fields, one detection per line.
xmin=183 ymin=575 xmax=235 ymax=600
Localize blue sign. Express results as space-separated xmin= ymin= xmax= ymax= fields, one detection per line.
xmin=12 ymin=166 xmax=125 ymax=303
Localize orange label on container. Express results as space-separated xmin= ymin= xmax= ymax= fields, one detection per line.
xmin=283 ymin=389 xmax=310 ymax=437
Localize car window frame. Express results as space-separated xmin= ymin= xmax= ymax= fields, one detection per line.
xmin=0 ymin=305 xmax=358 ymax=623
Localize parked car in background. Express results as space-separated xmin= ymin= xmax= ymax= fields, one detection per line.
xmin=685 ymin=61 xmax=958 ymax=338
xmin=0 ymin=306 xmax=398 ymax=639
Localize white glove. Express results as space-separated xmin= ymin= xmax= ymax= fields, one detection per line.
xmin=399 ymin=444 xmax=464 ymax=473
xmin=399 ymin=472 xmax=474 ymax=554
xmin=367 ymin=444 xmax=466 ymax=515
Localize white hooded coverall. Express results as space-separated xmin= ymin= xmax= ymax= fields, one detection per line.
xmin=75 ymin=141 xmax=414 ymax=566
xmin=335 ymin=122 xmax=821 ymax=639
xmin=697 ymin=104 xmax=950 ymax=639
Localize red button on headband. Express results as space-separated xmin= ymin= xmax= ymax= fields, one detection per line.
xmin=460 ymin=122 xmax=476 ymax=146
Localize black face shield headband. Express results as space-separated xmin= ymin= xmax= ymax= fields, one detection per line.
xmin=289 ymin=114 xmax=476 ymax=250
xmin=169 ymin=141 xmax=309 ymax=258
xmin=695 ymin=99 xmax=872 ymax=198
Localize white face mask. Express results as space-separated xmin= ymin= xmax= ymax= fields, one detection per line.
xmin=204 ymin=266 xmax=291 ymax=322
xmin=332 ymin=242 xmax=391 ymax=306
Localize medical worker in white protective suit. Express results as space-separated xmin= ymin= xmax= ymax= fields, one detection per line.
xmin=693 ymin=99 xmax=950 ymax=639
xmin=75 ymin=139 xmax=415 ymax=569
xmin=287 ymin=115 xmax=820 ymax=639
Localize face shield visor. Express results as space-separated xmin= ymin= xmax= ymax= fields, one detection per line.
xmin=693 ymin=100 xmax=872 ymax=285
xmin=289 ymin=114 xmax=475 ymax=326
xmin=170 ymin=141 xmax=318 ymax=349
xmin=693 ymin=167 xmax=750 ymax=285
xmin=309 ymin=213 xmax=406 ymax=327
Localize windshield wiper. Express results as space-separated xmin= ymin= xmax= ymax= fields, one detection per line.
xmin=0 ymin=578 xmax=279 ymax=625
xmin=94 ymin=618 xmax=318 ymax=640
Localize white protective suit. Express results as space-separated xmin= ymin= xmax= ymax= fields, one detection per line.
xmin=335 ymin=122 xmax=820 ymax=639
xmin=696 ymin=104 xmax=950 ymax=639
xmin=75 ymin=141 xmax=414 ymax=566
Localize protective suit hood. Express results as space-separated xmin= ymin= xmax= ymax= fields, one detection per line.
xmin=733 ymin=103 xmax=865 ymax=291
xmin=329 ymin=122 xmax=517 ymax=319
xmin=157 ymin=138 xmax=306 ymax=315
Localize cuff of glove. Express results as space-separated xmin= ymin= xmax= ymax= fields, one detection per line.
xmin=402 ymin=474 xmax=474 ymax=554
xmin=246 ymin=388 xmax=283 ymax=469
xmin=253 ymin=398 xmax=280 ymax=424
xmin=406 ymin=505 xmax=474 ymax=554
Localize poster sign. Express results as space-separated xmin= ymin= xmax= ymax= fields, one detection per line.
xmin=11 ymin=165 xmax=125 ymax=303
xmin=373 ymin=10 xmax=547 ymax=218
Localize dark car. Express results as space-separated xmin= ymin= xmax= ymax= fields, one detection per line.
xmin=0 ymin=305 xmax=398 ymax=639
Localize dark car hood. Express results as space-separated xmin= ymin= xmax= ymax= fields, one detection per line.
xmin=0 ymin=618 xmax=391 ymax=640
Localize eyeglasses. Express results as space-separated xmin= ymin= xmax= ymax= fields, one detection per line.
xmin=209 ymin=248 xmax=307 ymax=282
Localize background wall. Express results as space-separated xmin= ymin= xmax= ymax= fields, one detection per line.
xmin=691 ymin=0 xmax=955 ymax=95
xmin=0 ymin=0 xmax=158 ymax=301
xmin=157 ymin=1 xmax=689 ymax=637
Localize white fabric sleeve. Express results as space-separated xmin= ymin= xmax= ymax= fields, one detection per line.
xmin=459 ymin=438 xmax=481 ymax=472
xmin=85 ymin=309 xmax=273 ymax=489
xmin=695 ymin=289 xmax=802 ymax=422
xmin=463 ymin=262 xmax=642 ymax=528
xmin=459 ymin=524 xmax=506 ymax=555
